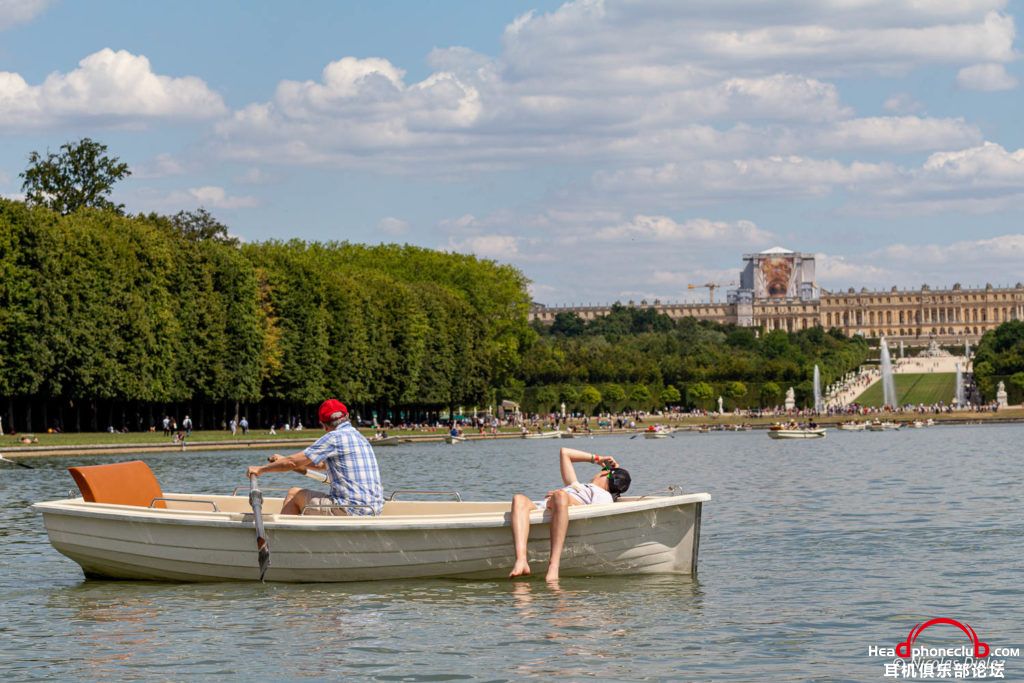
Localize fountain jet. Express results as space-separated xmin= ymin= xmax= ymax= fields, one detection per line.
xmin=813 ymin=365 xmax=822 ymax=413
xmin=955 ymin=363 xmax=965 ymax=407
xmin=880 ymin=336 xmax=897 ymax=408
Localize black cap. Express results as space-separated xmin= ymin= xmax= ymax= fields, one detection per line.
xmin=607 ymin=467 xmax=631 ymax=496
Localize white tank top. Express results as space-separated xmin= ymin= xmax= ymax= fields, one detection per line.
xmin=560 ymin=482 xmax=613 ymax=505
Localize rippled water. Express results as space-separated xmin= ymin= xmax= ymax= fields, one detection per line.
xmin=1 ymin=426 xmax=1022 ymax=681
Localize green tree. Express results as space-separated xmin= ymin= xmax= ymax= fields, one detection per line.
xmin=579 ymin=385 xmax=601 ymax=415
xmin=602 ymin=383 xmax=626 ymax=412
xmin=559 ymin=384 xmax=580 ymax=410
xmin=760 ymin=381 xmax=782 ymax=406
xmin=724 ymin=380 xmax=748 ymax=405
xmin=169 ymin=208 xmax=237 ymax=245
xmin=687 ymin=381 xmax=714 ymax=409
xmin=21 ymin=139 xmax=131 ymax=215
xmin=660 ymin=384 xmax=681 ymax=407
xmin=627 ymin=383 xmax=652 ymax=410
xmin=532 ymin=385 xmax=559 ymax=413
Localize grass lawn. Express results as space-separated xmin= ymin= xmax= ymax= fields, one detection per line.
xmin=855 ymin=373 xmax=958 ymax=407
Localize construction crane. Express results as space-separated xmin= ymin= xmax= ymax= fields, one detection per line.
xmin=687 ymin=282 xmax=735 ymax=304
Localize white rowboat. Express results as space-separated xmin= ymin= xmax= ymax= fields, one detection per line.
xmin=767 ymin=428 xmax=827 ymax=439
xmin=34 ymin=461 xmax=709 ymax=583
xmin=523 ymin=431 xmax=562 ymax=439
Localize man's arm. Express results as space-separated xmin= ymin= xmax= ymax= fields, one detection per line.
xmin=247 ymin=451 xmax=314 ymax=478
xmin=558 ymin=447 xmax=619 ymax=485
xmin=558 ymin=447 xmax=600 ymax=485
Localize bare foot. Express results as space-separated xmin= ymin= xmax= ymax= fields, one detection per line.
xmin=545 ymin=567 xmax=560 ymax=582
xmin=509 ymin=560 xmax=531 ymax=578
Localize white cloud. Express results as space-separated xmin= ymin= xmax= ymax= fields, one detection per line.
xmin=879 ymin=234 xmax=1024 ymax=266
xmin=186 ymin=186 xmax=258 ymax=209
xmin=814 ymin=253 xmax=896 ymax=288
xmin=134 ymin=185 xmax=258 ymax=211
xmin=0 ymin=0 xmax=50 ymax=30
xmin=447 ymin=233 xmax=520 ymax=259
xmin=595 ymin=214 xmax=774 ymax=243
xmin=956 ymin=63 xmax=1018 ymax=91
xmin=846 ymin=143 xmax=1024 ymax=214
xmin=216 ymin=55 xmax=482 ymax=168
xmin=0 ymin=48 xmax=226 ymax=128
xmin=883 ymin=93 xmax=924 ymax=114
xmin=376 ymin=216 xmax=409 ymax=236
xmin=920 ymin=142 xmax=1024 ymax=184
xmin=133 ymin=153 xmax=186 ymax=179
xmin=213 ymin=2 xmax=1008 ymax=173
xmin=595 ymin=156 xmax=898 ymax=200
xmin=237 ymin=168 xmax=274 ymax=184
xmin=817 ymin=117 xmax=981 ymax=151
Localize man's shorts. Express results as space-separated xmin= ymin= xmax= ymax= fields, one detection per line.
xmin=299 ymin=490 xmax=348 ymax=516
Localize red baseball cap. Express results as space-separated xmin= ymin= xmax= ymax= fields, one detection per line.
xmin=318 ymin=399 xmax=348 ymax=424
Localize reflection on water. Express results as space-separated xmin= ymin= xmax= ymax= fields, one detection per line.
xmin=1 ymin=425 xmax=1022 ymax=680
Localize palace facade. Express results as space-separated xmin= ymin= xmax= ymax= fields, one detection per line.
xmin=529 ymin=247 xmax=1024 ymax=344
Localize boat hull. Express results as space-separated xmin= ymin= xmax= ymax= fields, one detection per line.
xmin=35 ymin=493 xmax=709 ymax=583
xmin=523 ymin=431 xmax=562 ymax=439
xmin=767 ymin=429 xmax=826 ymax=439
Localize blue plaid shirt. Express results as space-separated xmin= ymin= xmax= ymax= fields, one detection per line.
xmin=304 ymin=421 xmax=383 ymax=516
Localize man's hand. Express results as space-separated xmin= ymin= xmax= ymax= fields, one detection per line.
xmin=597 ymin=455 xmax=619 ymax=468
xmin=246 ymin=465 xmax=262 ymax=478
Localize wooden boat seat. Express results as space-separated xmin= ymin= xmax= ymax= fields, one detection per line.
xmin=69 ymin=460 xmax=166 ymax=508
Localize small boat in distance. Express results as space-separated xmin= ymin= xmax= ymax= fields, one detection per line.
xmin=445 ymin=434 xmax=466 ymax=444
xmin=523 ymin=430 xmax=562 ymax=439
xmin=767 ymin=423 xmax=827 ymax=439
xmin=35 ymin=460 xmax=711 ymax=583
xmin=866 ymin=420 xmax=901 ymax=432
xmin=370 ymin=435 xmax=402 ymax=446
xmin=838 ymin=421 xmax=867 ymax=431
xmin=642 ymin=425 xmax=670 ymax=439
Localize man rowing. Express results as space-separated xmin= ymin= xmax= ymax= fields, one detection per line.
xmin=246 ymin=399 xmax=383 ymax=516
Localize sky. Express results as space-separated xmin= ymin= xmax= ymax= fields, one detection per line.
xmin=2 ymin=0 xmax=1024 ymax=305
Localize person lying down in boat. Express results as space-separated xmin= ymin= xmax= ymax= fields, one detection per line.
xmin=509 ymin=447 xmax=631 ymax=582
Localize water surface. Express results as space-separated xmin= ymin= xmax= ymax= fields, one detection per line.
xmin=1 ymin=426 xmax=1021 ymax=680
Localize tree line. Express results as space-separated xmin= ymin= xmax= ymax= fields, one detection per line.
xmin=0 ymin=199 xmax=531 ymax=431
xmin=513 ymin=306 xmax=870 ymax=413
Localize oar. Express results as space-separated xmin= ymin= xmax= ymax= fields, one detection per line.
xmin=248 ymin=474 xmax=270 ymax=582
xmin=0 ymin=454 xmax=33 ymax=469
xmin=303 ymin=469 xmax=328 ymax=483
xmin=266 ymin=454 xmax=328 ymax=483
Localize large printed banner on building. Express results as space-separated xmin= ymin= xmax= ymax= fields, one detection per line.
xmin=756 ymin=256 xmax=797 ymax=298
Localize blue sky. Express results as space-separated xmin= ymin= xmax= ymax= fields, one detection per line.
xmin=2 ymin=0 xmax=1024 ymax=304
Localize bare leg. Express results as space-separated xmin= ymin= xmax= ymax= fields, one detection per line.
xmin=509 ymin=493 xmax=537 ymax=578
xmin=545 ymin=490 xmax=580 ymax=582
xmin=280 ymin=487 xmax=310 ymax=515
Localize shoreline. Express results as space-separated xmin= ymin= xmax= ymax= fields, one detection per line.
xmin=2 ymin=412 xmax=1023 ymax=459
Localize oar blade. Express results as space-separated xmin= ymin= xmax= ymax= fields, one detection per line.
xmin=248 ymin=478 xmax=271 ymax=582
xmin=256 ymin=538 xmax=270 ymax=582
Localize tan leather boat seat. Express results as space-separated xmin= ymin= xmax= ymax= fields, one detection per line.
xmin=69 ymin=460 xmax=166 ymax=508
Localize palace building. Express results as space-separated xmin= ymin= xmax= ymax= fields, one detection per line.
xmin=529 ymin=247 xmax=1024 ymax=344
